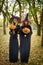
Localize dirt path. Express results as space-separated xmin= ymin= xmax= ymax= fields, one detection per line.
xmin=0 ymin=28 xmax=43 ymax=65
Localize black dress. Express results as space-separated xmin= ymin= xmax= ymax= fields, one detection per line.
xmin=9 ymin=25 xmax=20 ymax=63
xmin=20 ymin=25 xmax=32 ymax=63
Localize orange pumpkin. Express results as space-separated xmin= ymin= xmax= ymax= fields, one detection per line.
xmin=22 ymin=28 xmax=30 ymax=34
xmin=9 ymin=24 xmax=16 ymax=30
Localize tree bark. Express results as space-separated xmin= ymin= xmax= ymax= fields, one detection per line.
xmin=37 ymin=24 xmax=41 ymax=36
xmin=6 ymin=15 xmax=9 ymax=27
xmin=19 ymin=5 xmax=21 ymax=19
xmin=41 ymin=8 xmax=43 ymax=46
xmin=12 ymin=1 xmax=16 ymax=15
xmin=16 ymin=0 xmax=21 ymax=19
xmin=3 ymin=15 xmax=6 ymax=34
xmin=0 ymin=0 xmax=5 ymax=12
xmin=41 ymin=25 xmax=43 ymax=46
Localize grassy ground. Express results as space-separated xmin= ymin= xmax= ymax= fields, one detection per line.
xmin=0 ymin=27 xmax=43 ymax=65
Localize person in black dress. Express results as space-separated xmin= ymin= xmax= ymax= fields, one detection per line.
xmin=9 ymin=15 xmax=21 ymax=63
xmin=20 ymin=13 xmax=32 ymax=63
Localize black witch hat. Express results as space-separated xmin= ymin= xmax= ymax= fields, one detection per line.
xmin=9 ymin=15 xmax=21 ymax=23
xmin=22 ymin=13 xmax=31 ymax=24
xmin=25 ymin=13 xmax=28 ymax=21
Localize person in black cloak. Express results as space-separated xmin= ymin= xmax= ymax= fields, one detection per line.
xmin=9 ymin=15 xmax=21 ymax=63
xmin=20 ymin=13 xmax=32 ymax=64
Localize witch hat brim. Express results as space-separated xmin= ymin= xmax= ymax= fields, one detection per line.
xmin=9 ymin=15 xmax=21 ymax=23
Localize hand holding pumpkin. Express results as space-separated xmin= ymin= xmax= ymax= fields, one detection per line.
xmin=9 ymin=24 xmax=16 ymax=30
xmin=22 ymin=28 xmax=30 ymax=34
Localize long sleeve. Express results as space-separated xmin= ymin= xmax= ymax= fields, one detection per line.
xmin=9 ymin=29 xmax=13 ymax=35
xmin=16 ymin=25 xmax=21 ymax=34
xmin=19 ymin=25 xmax=32 ymax=36
xmin=29 ymin=26 xmax=32 ymax=35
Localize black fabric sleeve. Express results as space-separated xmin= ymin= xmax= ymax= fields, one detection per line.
xmin=29 ymin=26 xmax=33 ymax=35
xmin=9 ymin=29 xmax=13 ymax=35
xmin=16 ymin=25 xmax=21 ymax=34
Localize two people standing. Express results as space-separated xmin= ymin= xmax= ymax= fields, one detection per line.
xmin=9 ymin=13 xmax=32 ymax=64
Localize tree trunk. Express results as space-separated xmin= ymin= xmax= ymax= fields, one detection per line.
xmin=16 ymin=0 xmax=21 ymax=20
xmin=19 ymin=6 xmax=21 ymax=19
xmin=6 ymin=16 xmax=9 ymax=27
xmin=41 ymin=7 xmax=43 ymax=46
xmin=37 ymin=24 xmax=41 ymax=36
xmin=6 ymin=21 xmax=8 ymax=27
xmin=41 ymin=25 xmax=43 ymax=46
xmin=3 ymin=15 xmax=6 ymax=34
